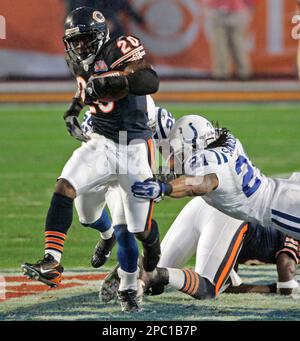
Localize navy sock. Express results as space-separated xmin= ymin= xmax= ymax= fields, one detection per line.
xmin=45 ymin=193 xmax=73 ymax=234
xmin=82 ymin=209 xmax=111 ymax=233
xmin=114 ymin=225 xmax=139 ymax=273
xmin=44 ymin=192 xmax=73 ymax=257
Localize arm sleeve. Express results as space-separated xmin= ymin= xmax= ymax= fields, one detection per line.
xmin=127 ymin=68 xmax=159 ymax=95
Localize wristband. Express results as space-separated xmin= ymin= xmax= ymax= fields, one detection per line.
xmin=164 ymin=183 xmax=173 ymax=196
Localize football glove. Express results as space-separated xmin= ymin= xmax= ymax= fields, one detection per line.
xmin=131 ymin=178 xmax=167 ymax=202
xmin=84 ymin=74 xmax=128 ymax=105
xmin=84 ymin=78 xmax=100 ymax=105
xmin=144 ymin=282 xmax=165 ymax=296
xmin=64 ymin=115 xmax=89 ymax=142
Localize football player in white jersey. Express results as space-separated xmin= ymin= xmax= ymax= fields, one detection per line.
xmin=133 ymin=114 xmax=300 ymax=239
xmin=132 ymin=114 xmax=300 ymax=295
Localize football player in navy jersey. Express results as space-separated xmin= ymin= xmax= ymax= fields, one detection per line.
xmin=76 ymin=99 xmax=175 ymax=273
xmin=22 ymin=6 xmax=160 ymax=312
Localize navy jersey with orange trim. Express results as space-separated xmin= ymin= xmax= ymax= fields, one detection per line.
xmin=237 ymin=224 xmax=287 ymax=264
xmin=66 ymin=35 xmax=152 ymax=144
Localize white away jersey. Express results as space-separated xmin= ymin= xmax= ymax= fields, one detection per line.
xmin=184 ymin=134 xmax=276 ymax=226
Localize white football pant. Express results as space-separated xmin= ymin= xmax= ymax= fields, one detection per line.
xmin=59 ymin=133 xmax=154 ymax=233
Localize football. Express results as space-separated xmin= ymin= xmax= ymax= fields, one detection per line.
xmin=97 ymin=70 xmax=129 ymax=102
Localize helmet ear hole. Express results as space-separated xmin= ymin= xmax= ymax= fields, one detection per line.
xmin=168 ymin=114 xmax=218 ymax=161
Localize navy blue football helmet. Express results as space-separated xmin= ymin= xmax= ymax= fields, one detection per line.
xmin=63 ymin=6 xmax=109 ymax=67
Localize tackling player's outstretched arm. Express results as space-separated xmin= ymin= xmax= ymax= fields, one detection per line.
xmin=167 ymin=174 xmax=219 ymax=198
xmin=131 ymin=174 xmax=218 ymax=201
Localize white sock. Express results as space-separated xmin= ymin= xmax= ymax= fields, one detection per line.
xmin=118 ymin=267 xmax=139 ymax=291
xmin=100 ymin=227 xmax=114 ymax=240
xmin=45 ymin=250 xmax=61 ymax=263
xmin=167 ymin=268 xmax=185 ymax=290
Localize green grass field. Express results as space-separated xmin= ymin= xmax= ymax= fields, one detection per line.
xmin=1 ymin=265 xmax=300 ymax=321
xmin=0 ymin=102 xmax=300 ymax=271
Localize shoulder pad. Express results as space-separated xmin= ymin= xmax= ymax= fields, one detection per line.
xmin=204 ymin=148 xmax=230 ymax=165
xmin=185 ymin=149 xmax=228 ymax=176
xmin=107 ymin=35 xmax=146 ymax=70
xmin=185 ymin=152 xmax=207 ymax=176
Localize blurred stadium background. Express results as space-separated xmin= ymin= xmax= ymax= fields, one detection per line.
xmin=1 ymin=0 xmax=300 ymax=320
xmin=1 ymin=0 xmax=300 ymax=101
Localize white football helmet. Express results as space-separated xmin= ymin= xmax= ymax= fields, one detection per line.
xmin=168 ymin=115 xmax=216 ymax=165
xmin=146 ymin=95 xmax=176 ymax=140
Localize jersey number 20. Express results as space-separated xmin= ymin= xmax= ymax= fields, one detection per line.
xmin=77 ymin=76 xmax=115 ymax=114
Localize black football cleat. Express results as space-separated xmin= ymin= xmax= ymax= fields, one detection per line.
xmin=100 ymin=264 xmax=120 ymax=303
xmin=117 ymin=289 xmax=142 ymax=313
xmin=100 ymin=264 xmax=145 ymax=304
xmin=91 ymin=234 xmax=116 ymax=268
xmin=21 ymin=253 xmax=64 ymax=288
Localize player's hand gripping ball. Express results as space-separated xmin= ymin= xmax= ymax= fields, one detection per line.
xmin=84 ymin=71 xmax=129 ymax=105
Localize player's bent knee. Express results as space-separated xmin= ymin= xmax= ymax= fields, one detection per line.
xmin=133 ymin=219 xmax=159 ymax=242
xmin=134 ymin=230 xmax=150 ymax=242
xmin=55 ymin=178 xmax=76 ymax=199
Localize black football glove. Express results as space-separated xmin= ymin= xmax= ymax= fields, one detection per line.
xmin=84 ymin=77 xmax=101 ymax=105
xmin=144 ymin=282 xmax=165 ymax=296
xmin=142 ymin=267 xmax=169 ymax=296
xmin=64 ymin=115 xmax=89 ymax=142
xmin=84 ymin=74 xmax=129 ymax=105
